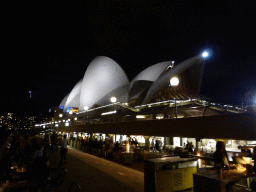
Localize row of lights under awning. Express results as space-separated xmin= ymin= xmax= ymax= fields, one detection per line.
xmin=134 ymin=99 xmax=197 ymax=109
xmin=35 ymin=117 xmax=79 ymax=128
xmin=76 ymin=102 xmax=121 ymax=114
xmin=36 ymin=100 xmax=244 ymax=128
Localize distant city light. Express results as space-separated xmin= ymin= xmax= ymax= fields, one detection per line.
xmin=202 ymin=51 xmax=209 ymax=58
xmin=59 ymin=114 xmax=63 ymax=117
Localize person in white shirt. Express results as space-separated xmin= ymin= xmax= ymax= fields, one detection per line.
xmin=60 ymin=135 xmax=69 ymax=162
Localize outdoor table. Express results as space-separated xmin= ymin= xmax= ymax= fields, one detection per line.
xmin=193 ymin=167 xmax=253 ymax=192
xmin=134 ymin=148 xmax=144 ymax=161
xmin=121 ymin=151 xmax=134 ymax=164
xmin=144 ymin=151 xmax=174 ymax=159
xmin=11 ymin=166 xmax=28 ymax=181
xmin=0 ymin=180 xmax=33 ymax=191
xmin=15 ymin=168 xmax=26 ymax=173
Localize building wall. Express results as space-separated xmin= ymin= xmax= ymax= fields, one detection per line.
xmin=54 ymin=113 xmax=256 ymax=140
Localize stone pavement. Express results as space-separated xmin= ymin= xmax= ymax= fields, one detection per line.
xmin=48 ymin=146 xmax=144 ymax=192
xmin=72 ymin=146 xmax=145 ymax=173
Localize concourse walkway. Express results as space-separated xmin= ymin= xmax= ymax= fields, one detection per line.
xmin=48 ymin=146 xmax=144 ymax=192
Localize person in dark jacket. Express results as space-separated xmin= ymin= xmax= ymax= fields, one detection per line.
xmin=155 ymin=139 xmax=160 ymax=151
xmin=51 ymin=131 xmax=58 ymax=152
xmin=246 ymin=149 xmax=254 ymax=158
xmin=213 ymin=141 xmax=229 ymax=169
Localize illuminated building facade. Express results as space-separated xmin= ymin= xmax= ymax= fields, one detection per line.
xmin=59 ymin=55 xmax=207 ymax=116
xmin=36 ymin=53 xmax=252 ymax=157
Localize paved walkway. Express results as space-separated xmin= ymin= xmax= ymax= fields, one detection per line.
xmin=48 ymin=146 xmax=144 ymax=192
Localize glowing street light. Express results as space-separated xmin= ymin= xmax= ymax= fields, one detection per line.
xmin=110 ymin=97 xmax=117 ymax=103
xmin=170 ymin=77 xmax=179 ymax=86
xmin=84 ymin=106 xmax=89 ymax=111
xmin=169 ymin=77 xmax=179 ymax=118
xmin=202 ymin=51 xmax=209 ymax=58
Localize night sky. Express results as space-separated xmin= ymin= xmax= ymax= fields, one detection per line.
xmin=1 ymin=1 xmax=256 ymax=115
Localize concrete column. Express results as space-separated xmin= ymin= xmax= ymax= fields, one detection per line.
xmin=164 ymin=137 xmax=171 ymax=145
xmin=195 ymin=138 xmax=201 ymax=154
xmin=169 ymin=137 xmax=174 ymax=145
xmin=89 ymin=132 xmax=93 ymax=139
xmin=144 ymin=136 xmax=150 ymax=151
xmin=109 ymin=134 xmax=114 ymax=142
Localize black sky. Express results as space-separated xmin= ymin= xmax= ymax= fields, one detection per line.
xmin=1 ymin=1 xmax=256 ymax=115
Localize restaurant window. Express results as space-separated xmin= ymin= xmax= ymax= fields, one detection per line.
xmin=173 ymin=137 xmax=180 ymax=147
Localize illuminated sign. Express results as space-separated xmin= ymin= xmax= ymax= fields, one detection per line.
xmin=66 ymin=107 xmax=71 ymax=113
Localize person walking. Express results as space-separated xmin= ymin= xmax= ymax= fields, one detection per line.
xmin=60 ymin=135 xmax=69 ymax=163
xmin=51 ymin=131 xmax=58 ymax=152
xmin=213 ymin=141 xmax=230 ymax=169
xmin=44 ymin=133 xmax=49 ymax=144
xmin=108 ymin=140 xmax=114 ymax=159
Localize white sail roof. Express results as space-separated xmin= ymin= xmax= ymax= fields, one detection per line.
xmin=79 ymin=56 xmax=129 ymax=111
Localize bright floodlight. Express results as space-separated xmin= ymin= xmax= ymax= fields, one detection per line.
xmin=170 ymin=77 xmax=179 ymax=86
xmin=110 ymin=97 xmax=117 ymax=103
xmin=84 ymin=106 xmax=89 ymax=110
xmin=202 ymin=51 xmax=209 ymax=58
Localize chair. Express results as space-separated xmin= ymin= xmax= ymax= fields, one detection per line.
xmin=42 ymin=168 xmax=67 ymax=191
xmin=67 ymin=182 xmax=81 ymax=192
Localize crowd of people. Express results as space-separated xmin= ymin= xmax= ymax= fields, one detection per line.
xmin=0 ymin=131 xmax=69 ymax=190
xmin=151 ymin=138 xmax=163 ymax=151
xmin=0 ymin=132 xmax=50 ymax=189
xmin=184 ymin=142 xmax=194 ymax=153
xmin=68 ymin=135 xmax=142 ymax=160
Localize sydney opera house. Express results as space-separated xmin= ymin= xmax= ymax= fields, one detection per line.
xmin=35 ymin=53 xmax=256 ymax=192
xmin=59 ymin=54 xmax=208 ymax=118
xmin=38 ymin=53 xmax=256 ymax=154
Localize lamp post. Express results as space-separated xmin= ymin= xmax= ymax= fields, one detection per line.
xmin=110 ymin=97 xmax=117 ymax=122
xmin=170 ymin=77 xmax=179 ymax=118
